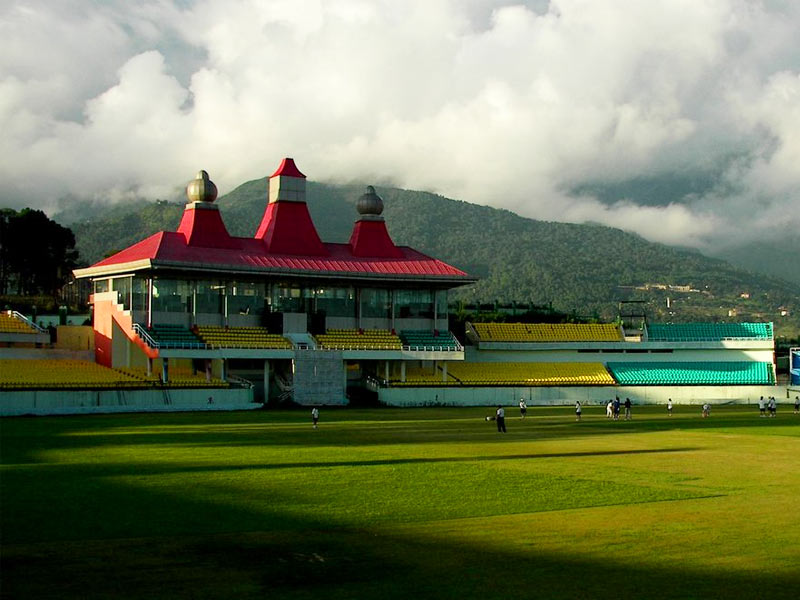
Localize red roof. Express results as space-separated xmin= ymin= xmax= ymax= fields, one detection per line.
xmin=349 ymin=219 xmax=404 ymax=258
xmin=255 ymin=198 xmax=326 ymax=255
xmin=270 ymin=157 xmax=306 ymax=179
xmin=176 ymin=205 xmax=239 ymax=249
xmin=88 ymin=231 xmax=470 ymax=280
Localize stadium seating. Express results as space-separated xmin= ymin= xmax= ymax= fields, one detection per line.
xmin=141 ymin=324 xmax=206 ymax=349
xmin=389 ymin=365 xmax=458 ymax=386
xmin=399 ymin=330 xmax=461 ymax=350
xmin=315 ymin=329 xmax=402 ymax=350
xmin=116 ymin=366 xmax=229 ymax=388
xmin=472 ymin=322 xmax=623 ymax=343
xmin=195 ymin=326 xmax=292 ymax=349
xmin=0 ymin=359 xmax=144 ymax=390
xmin=606 ymin=362 xmax=775 ymax=385
xmin=0 ymin=313 xmax=38 ymax=334
xmin=408 ymin=361 xmax=615 ymax=386
xmin=0 ymin=360 xmax=231 ymax=390
xmin=646 ymin=322 xmax=773 ymax=341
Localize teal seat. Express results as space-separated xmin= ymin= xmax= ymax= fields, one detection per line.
xmin=400 ymin=330 xmax=460 ymax=350
xmin=607 ymin=361 xmax=774 ymax=386
xmin=647 ymin=322 xmax=773 ymax=342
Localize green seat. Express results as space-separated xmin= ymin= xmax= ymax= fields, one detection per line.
xmin=607 ymin=361 xmax=774 ymax=386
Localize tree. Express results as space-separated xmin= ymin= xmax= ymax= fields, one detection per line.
xmin=0 ymin=208 xmax=79 ymax=296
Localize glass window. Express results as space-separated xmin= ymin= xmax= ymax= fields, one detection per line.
xmin=272 ymin=284 xmax=304 ymax=313
xmin=152 ymin=279 xmax=192 ymax=313
xmin=112 ymin=277 xmax=132 ymax=310
xmin=435 ymin=290 xmax=448 ymax=320
xmin=361 ymin=288 xmax=391 ymax=319
xmin=195 ymin=280 xmax=224 ymax=314
xmin=94 ymin=279 xmax=109 ymax=294
xmin=132 ymin=277 xmax=148 ymax=313
xmin=228 ymin=281 xmax=266 ymax=316
xmin=396 ymin=289 xmax=433 ymax=318
xmin=315 ymin=286 xmax=356 ymax=318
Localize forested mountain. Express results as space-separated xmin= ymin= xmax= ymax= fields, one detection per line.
xmin=58 ymin=178 xmax=800 ymax=337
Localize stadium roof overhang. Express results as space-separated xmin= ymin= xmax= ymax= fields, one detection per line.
xmin=73 ymin=259 xmax=477 ymax=288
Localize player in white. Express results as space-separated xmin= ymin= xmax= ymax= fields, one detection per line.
xmin=496 ymin=405 xmax=506 ymax=433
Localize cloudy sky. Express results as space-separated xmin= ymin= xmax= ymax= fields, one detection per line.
xmin=2 ymin=0 xmax=798 ymax=253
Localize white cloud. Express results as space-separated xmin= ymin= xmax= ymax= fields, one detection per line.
xmin=0 ymin=0 xmax=798 ymax=255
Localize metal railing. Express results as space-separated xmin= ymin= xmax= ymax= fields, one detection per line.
xmin=316 ymin=343 xmax=403 ymax=351
xmin=132 ymin=323 xmax=208 ymax=350
xmin=11 ymin=311 xmax=48 ymax=334
xmin=227 ymin=374 xmax=254 ymax=389
xmin=132 ymin=323 xmax=158 ymax=347
xmin=402 ymin=342 xmax=464 ymax=352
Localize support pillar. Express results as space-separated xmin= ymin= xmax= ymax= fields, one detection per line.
xmin=161 ymin=357 xmax=169 ymax=383
xmin=401 ymin=360 xmax=406 ymax=383
xmin=147 ymin=278 xmax=153 ymax=328
xmin=356 ymin=289 xmax=362 ymax=330
xmin=221 ymin=359 xmax=228 ymax=382
xmin=384 ymin=360 xmax=390 ymax=383
xmin=442 ymin=361 xmax=448 ymax=383
xmin=343 ymin=361 xmax=348 ymax=404
xmin=147 ymin=357 xmax=153 ymax=377
xmin=390 ymin=289 xmax=396 ymax=332
xmin=433 ymin=289 xmax=438 ymax=331
xmin=264 ymin=360 xmax=270 ymax=404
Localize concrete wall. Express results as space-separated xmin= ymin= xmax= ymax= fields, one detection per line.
xmin=0 ymin=348 xmax=94 ymax=361
xmin=55 ymin=326 xmax=94 ymax=351
xmin=0 ymin=387 xmax=255 ymax=417
xmin=379 ymin=385 xmax=790 ymax=407
xmin=227 ymin=313 xmax=263 ymax=328
xmin=283 ymin=312 xmax=307 ymax=333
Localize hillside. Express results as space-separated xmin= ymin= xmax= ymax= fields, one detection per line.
xmin=59 ymin=178 xmax=800 ymax=337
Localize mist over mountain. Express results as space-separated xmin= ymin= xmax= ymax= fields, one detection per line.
xmin=570 ymin=173 xmax=800 ymax=285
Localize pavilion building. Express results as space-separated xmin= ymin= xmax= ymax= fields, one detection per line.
xmin=74 ymin=158 xmax=476 ymax=404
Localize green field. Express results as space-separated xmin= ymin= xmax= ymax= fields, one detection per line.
xmin=2 ymin=405 xmax=799 ymax=599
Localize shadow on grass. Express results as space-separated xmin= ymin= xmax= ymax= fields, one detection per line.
xmin=0 ymin=447 xmax=702 ymax=479
xmin=2 ymin=410 xmax=798 ymax=599
xmin=1 ymin=480 xmax=796 ymax=600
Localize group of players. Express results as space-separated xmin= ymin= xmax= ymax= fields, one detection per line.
xmin=483 ymin=393 xmax=800 ymax=432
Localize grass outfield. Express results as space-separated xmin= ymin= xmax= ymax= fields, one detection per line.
xmin=1 ymin=405 xmax=799 ymax=599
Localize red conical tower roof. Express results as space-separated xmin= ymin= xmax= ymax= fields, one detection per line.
xmin=176 ymin=170 xmax=238 ymax=249
xmin=348 ymin=186 xmax=403 ymax=258
xmin=255 ymin=158 xmax=326 ymax=255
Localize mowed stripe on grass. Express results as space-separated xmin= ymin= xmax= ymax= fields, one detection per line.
xmin=1 ymin=405 xmax=798 ymax=599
